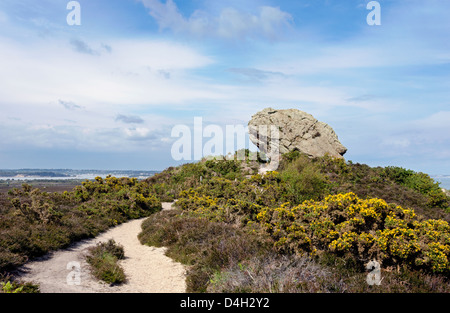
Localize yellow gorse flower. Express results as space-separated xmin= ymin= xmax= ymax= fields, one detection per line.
xmin=178 ymin=187 xmax=450 ymax=273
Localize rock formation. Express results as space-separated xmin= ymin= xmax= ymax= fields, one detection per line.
xmin=248 ymin=108 xmax=347 ymax=160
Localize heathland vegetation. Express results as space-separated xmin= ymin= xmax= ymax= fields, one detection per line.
xmin=1 ymin=150 xmax=450 ymax=292
xmin=86 ymin=239 xmax=126 ymax=285
xmin=0 ymin=176 xmax=161 ymax=292
xmin=140 ymin=150 xmax=450 ymax=292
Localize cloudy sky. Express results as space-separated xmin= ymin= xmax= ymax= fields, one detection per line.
xmin=0 ymin=0 xmax=449 ymax=174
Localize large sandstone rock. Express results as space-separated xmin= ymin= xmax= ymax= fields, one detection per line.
xmin=248 ymin=108 xmax=347 ymax=159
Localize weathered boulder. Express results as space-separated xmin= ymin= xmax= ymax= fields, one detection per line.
xmin=248 ymin=107 xmax=347 ymax=159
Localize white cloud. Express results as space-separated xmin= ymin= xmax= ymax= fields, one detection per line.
xmin=370 ymin=111 xmax=450 ymax=163
xmin=59 ymin=99 xmax=84 ymax=111
xmin=124 ymin=127 xmax=151 ymax=139
xmin=0 ymin=36 xmax=216 ymax=109
xmin=381 ymin=137 xmax=411 ymax=149
xmin=70 ymin=38 xmax=99 ymax=55
xmin=116 ymin=114 xmax=145 ymax=124
xmin=257 ymin=43 xmax=450 ymax=79
xmin=0 ymin=34 xmax=222 ymax=153
xmin=139 ymin=0 xmax=293 ymax=40
xmin=416 ymin=111 xmax=450 ymax=130
xmin=228 ymin=68 xmax=287 ymax=81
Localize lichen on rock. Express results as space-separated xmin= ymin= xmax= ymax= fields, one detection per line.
xmin=248 ymin=108 xmax=347 ymax=160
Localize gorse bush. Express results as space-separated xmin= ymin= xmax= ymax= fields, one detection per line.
xmin=256 ymin=192 xmax=450 ymax=274
xmin=176 ymin=189 xmax=264 ymax=226
xmin=205 ymin=159 xmax=241 ymax=179
xmin=174 ymin=169 xmax=329 ymax=219
xmin=145 ymin=155 xmax=261 ymax=201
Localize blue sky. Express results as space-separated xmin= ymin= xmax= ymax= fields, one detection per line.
xmin=0 ymin=0 xmax=449 ymax=175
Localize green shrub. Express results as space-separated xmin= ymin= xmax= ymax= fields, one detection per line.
xmin=86 ymin=239 xmax=126 ymax=285
xmin=278 ymin=154 xmax=330 ymax=204
xmin=205 ymin=159 xmax=240 ymax=177
xmin=382 ymin=167 xmax=448 ymax=209
xmin=0 ymin=273 xmax=40 ymax=293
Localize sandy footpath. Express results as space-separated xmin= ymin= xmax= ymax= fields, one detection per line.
xmin=15 ymin=202 xmax=186 ymax=293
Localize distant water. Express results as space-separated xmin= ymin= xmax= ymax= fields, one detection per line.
xmin=0 ymin=173 xmax=154 ymax=181
xmin=1 ymin=171 xmax=449 ymax=189
xmin=431 ymin=176 xmax=450 ymax=190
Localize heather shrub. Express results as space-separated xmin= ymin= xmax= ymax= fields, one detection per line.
xmin=208 ymin=253 xmax=331 ymax=293
xmin=86 ymin=239 xmax=126 ymax=284
xmin=138 ymin=210 xmax=272 ymax=292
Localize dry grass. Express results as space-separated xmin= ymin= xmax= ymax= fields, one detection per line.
xmin=207 ymin=253 xmax=331 ymax=293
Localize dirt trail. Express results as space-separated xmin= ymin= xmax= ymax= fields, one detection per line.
xmin=15 ymin=202 xmax=186 ymax=293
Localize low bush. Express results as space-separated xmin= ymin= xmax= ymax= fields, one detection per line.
xmin=382 ymin=166 xmax=448 ymax=209
xmin=145 ymin=154 xmax=260 ymax=201
xmin=86 ymin=239 xmax=126 ymax=285
xmin=0 ymin=277 xmax=39 ymax=293
xmin=207 ymin=253 xmax=331 ymax=293
xmin=278 ymin=153 xmax=330 ymax=204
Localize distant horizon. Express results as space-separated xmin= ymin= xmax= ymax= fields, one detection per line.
xmin=0 ymin=162 xmax=450 ymax=178
xmin=0 ymin=166 xmax=449 ymax=176
xmin=1 ymin=166 xmax=449 ymax=189
xmin=3 ymin=162 xmax=450 ymax=175
xmin=0 ymin=168 xmax=161 ymax=171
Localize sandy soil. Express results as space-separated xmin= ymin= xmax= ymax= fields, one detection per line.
xmin=14 ymin=202 xmax=186 ymax=293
